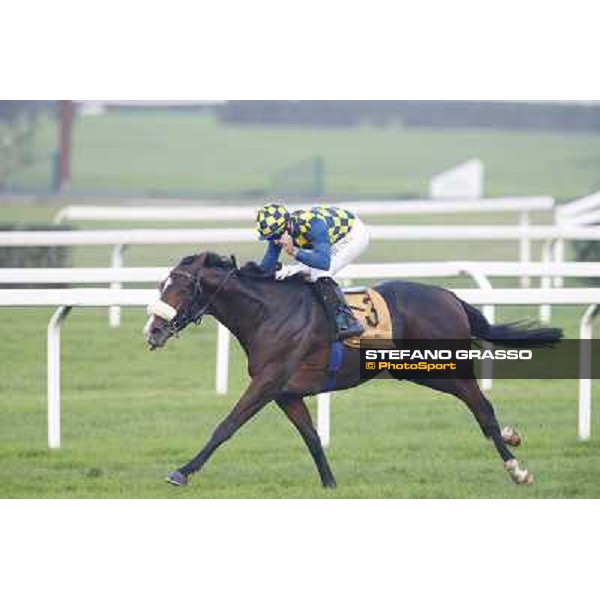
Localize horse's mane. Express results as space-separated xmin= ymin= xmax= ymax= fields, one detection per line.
xmin=237 ymin=260 xmax=309 ymax=288
xmin=196 ymin=252 xmax=308 ymax=286
xmin=237 ymin=260 xmax=276 ymax=279
xmin=202 ymin=252 xmax=276 ymax=280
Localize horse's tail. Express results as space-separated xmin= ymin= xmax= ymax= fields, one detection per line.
xmin=458 ymin=298 xmax=563 ymax=347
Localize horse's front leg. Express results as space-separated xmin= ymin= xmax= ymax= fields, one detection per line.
xmin=276 ymin=394 xmax=336 ymax=488
xmin=166 ymin=373 xmax=280 ymax=486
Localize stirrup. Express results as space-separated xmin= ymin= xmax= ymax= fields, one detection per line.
xmin=338 ymin=323 xmax=364 ymax=340
xmin=336 ymin=312 xmax=364 ymax=340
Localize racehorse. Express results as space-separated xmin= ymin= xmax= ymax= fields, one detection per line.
xmin=144 ymin=252 xmax=563 ymax=489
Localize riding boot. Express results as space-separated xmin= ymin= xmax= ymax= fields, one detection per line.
xmin=314 ymin=277 xmax=364 ymax=341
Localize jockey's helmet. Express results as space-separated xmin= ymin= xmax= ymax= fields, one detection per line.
xmin=256 ymin=202 xmax=290 ymax=240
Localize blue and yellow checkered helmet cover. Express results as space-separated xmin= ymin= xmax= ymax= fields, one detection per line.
xmin=256 ymin=202 xmax=290 ymax=240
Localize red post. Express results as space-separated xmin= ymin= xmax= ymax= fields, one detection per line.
xmin=58 ymin=100 xmax=74 ymax=191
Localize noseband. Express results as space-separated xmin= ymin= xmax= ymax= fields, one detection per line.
xmin=155 ymin=267 xmax=236 ymax=335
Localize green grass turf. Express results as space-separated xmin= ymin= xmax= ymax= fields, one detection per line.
xmin=7 ymin=110 xmax=600 ymax=200
xmin=0 ymin=304 xmax=599 ymax=498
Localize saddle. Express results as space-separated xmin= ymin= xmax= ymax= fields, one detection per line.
xmin=342 ymin=287 xmax=394 ymax=349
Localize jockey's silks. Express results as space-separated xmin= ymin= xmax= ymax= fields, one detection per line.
xmin=290 ymin=206 xmax=356 ymax=247
xmin=259 ymin=205 xmax=356 ymax=272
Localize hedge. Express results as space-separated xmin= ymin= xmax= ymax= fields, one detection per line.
xmin=0 ymin=223 xmax=72 ymax=287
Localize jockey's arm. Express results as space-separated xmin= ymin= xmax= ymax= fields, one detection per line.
xmin=260 ymin=240 xmax=283 ymax=271
xmin=295 ymin=218 xmax=331 ymax=271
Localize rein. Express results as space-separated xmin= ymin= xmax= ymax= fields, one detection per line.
xmin=167 ymin=267 xmax=236 ymax=334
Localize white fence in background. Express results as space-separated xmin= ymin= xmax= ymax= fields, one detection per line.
xmin=429 ymin=159 xmax=484 ymax=200
xmin=3 ymin=259 xmax=600 ymax=398
xmin=552 ymin=192 xmax=600 ymax=288
xmin=49 ymin=190 xmax=600 ymax=296
xmin=53 ymin=196 xmax=553 ymax=223
xmin=1 ymin=280 xmax=599 ymax=449
xmin=52 ymin=197 xmax=553 ymax=290
xmin=12 ymin=225 xmax=600 ymax=250
xmin=4 ymin=258 xmax=598 ymax=323
xmin=0 ymin=289 xmax=153 ymax=449
xmin=556 ymin=191 xmax=600 ymax=227
xmin=3 ymin=259 xmax=600 ymax=332
xmin=6 ymin=220 xmax=600 ymax=326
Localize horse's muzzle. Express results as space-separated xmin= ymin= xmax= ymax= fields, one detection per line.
xmin=144 ymin=319 xmax=172 ymax=350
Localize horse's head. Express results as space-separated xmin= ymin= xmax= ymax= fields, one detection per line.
xmin=144 ymin=252 xmax=236 ymax=350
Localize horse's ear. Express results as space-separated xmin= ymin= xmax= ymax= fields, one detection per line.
xmin=230 ymin=254 xmax=238 ymax=269
xmin=180 ymin=255 xmax=197 ymax=266
xmin=204 ymin=253 xmax=221 ymax=268
xmin=204 ymin=252 xmax=234 ymax=269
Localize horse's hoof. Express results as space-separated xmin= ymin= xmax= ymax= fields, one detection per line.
xmin=513 ymin=471 xmax=534 ymax=485
xmin=504 ymin=459 xmax=533 ymax=485
xmin=165 ymin=470 xmax=188 ymax=486
xmin=323 ymin=479 xmax=337 ymax=489
xmin=501 ymin=426 xmax=522 ymax=447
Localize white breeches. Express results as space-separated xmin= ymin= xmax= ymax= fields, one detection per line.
xmin=303 ymin=217 xmax=370 ymax=282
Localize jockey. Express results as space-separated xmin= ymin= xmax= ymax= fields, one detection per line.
xmin=255 ymin=202 xmax=369 ymax=341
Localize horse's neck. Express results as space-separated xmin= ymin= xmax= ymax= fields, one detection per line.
xmin=208 ymin=279 xmax=269 ymax=347
xmin=209 ymin=277 xmax=313 ymax=348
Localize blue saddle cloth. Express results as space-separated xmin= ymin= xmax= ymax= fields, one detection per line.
xmin=321 ymin=340 xmax=344 ymax=392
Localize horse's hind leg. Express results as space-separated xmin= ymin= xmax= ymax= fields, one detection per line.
xmin=451 ymin=378 xmax=533 ymax=485
xmin=276 ymin=394 xmax=336 ymax=488
xmin=411 ymin=376 xmax=533 ymax=485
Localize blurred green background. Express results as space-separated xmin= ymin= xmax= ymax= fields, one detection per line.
xmin=2 ymin=102 xmax=600 ymax=201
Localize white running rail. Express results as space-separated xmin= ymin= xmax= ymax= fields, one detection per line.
xmin=53 ymin=197 xmax=554 ymax=223
xmin=4 ymin=222 xmax=599 ymax=327
xmin=0 ymin=286 xmax=598 ymax=449
xmin=3 ymin=260 xmax=600 ymax=395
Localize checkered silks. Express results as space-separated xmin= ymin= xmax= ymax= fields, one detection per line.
xmin=289 ymin=206 xmax=356 ymax=247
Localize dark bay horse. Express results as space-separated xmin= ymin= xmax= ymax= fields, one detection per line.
xmin=144 ymin=252 xmax=562 ymax=488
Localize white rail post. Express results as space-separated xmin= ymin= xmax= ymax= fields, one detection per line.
xmin=215 ymin=323 xmax=230 ymax=395
xmin=579 ymin=304 xmax=599 ymax=441
xmin=540 ymin=239 xmax=553 ymax=323
xmin=519 ymin=211 xmax=531 ymax=288
xmin=109 ymin=244 xmax=125 ymax=328
xmin=47 ymin=306 xmax=72 ymax=449
xmin=461 ymin=267 xmax=494 ymax=391
xmin=317 ymin=393 xmax=331 ymax=448
xmin=553 ymin=237 xmax=565 ymax=288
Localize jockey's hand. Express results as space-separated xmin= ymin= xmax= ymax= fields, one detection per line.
xmin=275 ymin=264 xmax=307 ymax=280
xmin=277 ymin=231 xmax=296 ymax=256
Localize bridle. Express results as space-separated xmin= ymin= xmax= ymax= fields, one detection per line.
xmin=164 ymin=267 xmax=236 ymax=335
